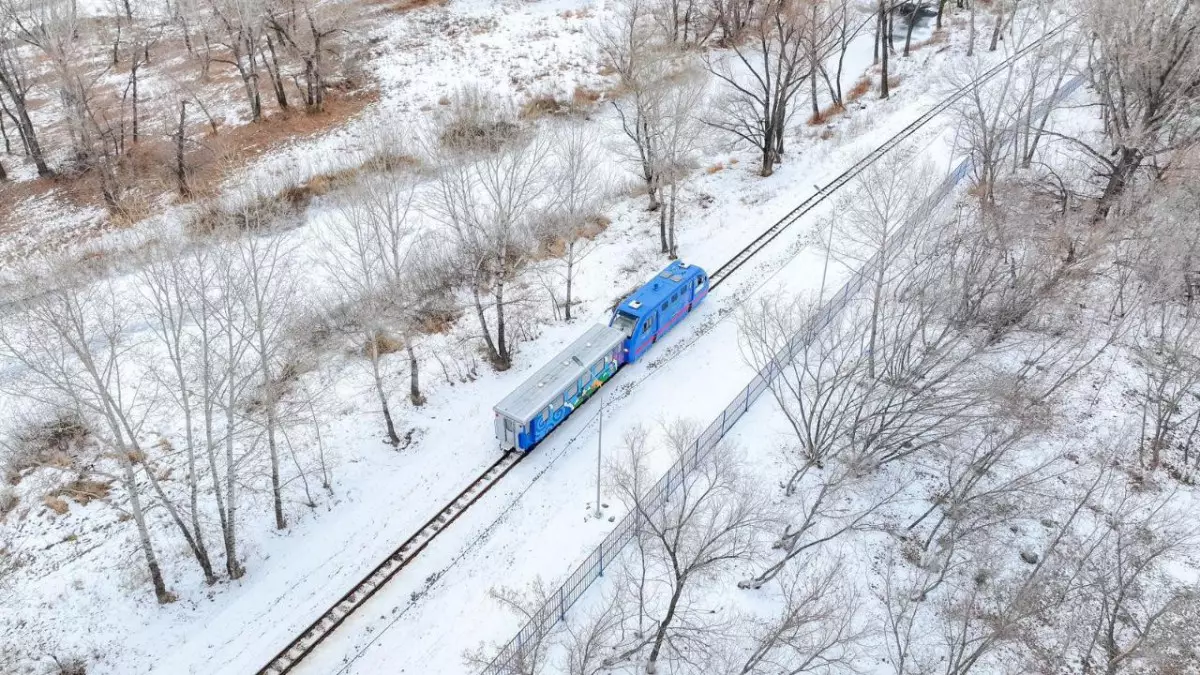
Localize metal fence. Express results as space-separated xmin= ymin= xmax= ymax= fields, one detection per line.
xmin=481 ymin=71 xmax=1085 ymax=675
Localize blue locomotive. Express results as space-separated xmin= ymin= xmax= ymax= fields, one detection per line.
xmin=493 ymin=260 xmax=709 ymax=451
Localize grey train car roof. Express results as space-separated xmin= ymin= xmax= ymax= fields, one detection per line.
xmin=494 ymin=323 xmax=627 ymax=424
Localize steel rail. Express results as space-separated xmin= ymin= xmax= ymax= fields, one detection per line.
xmin=257 ymin=450 xmax=528 ymax=675
xmin=259 ymin=20 xmax=1078 ymax=675
xmin=708 ymin=17 xmax=1075 ymax=289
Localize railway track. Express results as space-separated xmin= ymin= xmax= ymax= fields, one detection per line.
xmin=708 ymin=17 xmax=1075 ymax=290
xmin=257 ymin=450 xmax=528 ymax=675
xmin=256 ymin=20 xmax=1078 ymax=675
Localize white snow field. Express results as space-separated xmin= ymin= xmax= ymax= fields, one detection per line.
xmin=7 ymin=2 xmax=1165 ymax=675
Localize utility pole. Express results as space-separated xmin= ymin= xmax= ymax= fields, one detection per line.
xmin=595 ymin=394 xmax=603 ymax=519
xmin=818 ymin=185 xmax=833 ymax=304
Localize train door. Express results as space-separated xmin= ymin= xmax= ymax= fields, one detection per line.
xmin=643 ymin=312 xmax=658 ymax=344
xmin=500 ymin=416 xmax=519 ymax=450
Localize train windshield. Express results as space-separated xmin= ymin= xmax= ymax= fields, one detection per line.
xmin=612 ymin=311 xmax=638 ymax=336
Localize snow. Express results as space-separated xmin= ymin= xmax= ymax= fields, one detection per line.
xmin=6 ymin=2 xmax=1194 ymax=675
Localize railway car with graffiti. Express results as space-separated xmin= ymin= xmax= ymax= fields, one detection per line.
xmin=494 ymin=260 xmax=709 ymax=451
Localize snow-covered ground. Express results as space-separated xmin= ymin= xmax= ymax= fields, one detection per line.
xmin=7 ymin=2 xmax=1168 ymax=675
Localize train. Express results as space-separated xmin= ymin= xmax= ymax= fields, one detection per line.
xmin=493 ymin=260 xmax=710 ymax=451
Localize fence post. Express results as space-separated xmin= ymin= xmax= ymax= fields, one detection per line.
xmin=558 ymin=587 xmax=566 ymax=621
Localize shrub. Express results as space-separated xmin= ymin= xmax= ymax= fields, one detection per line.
xmin=3 ymin=412 xmax=91 ymax=483
xmin=51 ymin=656 xmax=87 ymax=675
xmin=437 ymin=85 xmax=519 ymax=152
xmin=416 ymin=305 xmax=462 ymax=335
xmin=572 ymin=86 xmax=602 ymax=108
xmin=519 ymin=94 xmax=566 ymax=119
xmin=42 ymin=495 xmax=69 ymax=515
xmin=363 ymin=331 xmax=405 ymax=357
xmin=847 ymin=75 xmax=872 ymax=102
xmin=0 ymin=486 xmax=16 ymax=518
xmin=54 ymin=479 xmax=112 ymax=506
xmin=184 ymin=186 xmax=302 ymax=237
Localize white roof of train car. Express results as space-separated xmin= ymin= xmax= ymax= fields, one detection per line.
xmin=494 ymin=323 xmax=627 ymax=424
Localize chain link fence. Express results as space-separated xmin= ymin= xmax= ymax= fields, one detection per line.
xmin=481 ymin=69 xmax=1085 ymax=675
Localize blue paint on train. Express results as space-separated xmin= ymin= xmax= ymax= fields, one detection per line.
xmin=610 ymin=260 xmax=709 ymax=363
xmin=494 ymin=260 xmax=709 ymax=452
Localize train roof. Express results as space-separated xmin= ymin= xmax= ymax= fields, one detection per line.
xmin=616 ymin=260 xmax=706 ymax=318
xmin=494 ymin=323 xmax=627 ymax=424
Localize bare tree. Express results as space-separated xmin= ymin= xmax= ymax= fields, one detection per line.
xmin=947 ymin=57 xmax=1020 ymax=207
xmin=875 ymin=0 xmax=891 ymax=97
xmin=139 ymin=254 xmax=221 ymax=584
xmin=427 ymin=129 xmax=554 ymax=370
xmin=710 ymin=0 xmax=757 ymax=44
xmin=1132 ymin=302 xmax=1200 ymax=470
xmin=0 ymin=278 xmax=174 ymax=603
xmin=707 ymin=0 xmax=813 ymax=176
xmin=1026 ymin=484 xmax=1200 ymax=674
xmin=1084 ymin=0 xmax=1200 ymax=222
xmin=1011 ymin=12 xmax=1081 ymax=169
xmin=235 ymin=227 xmax=301 ymax=530
xmin=609 ymin=420 xmax=773 ymax=673
xmin=877 ymin=463 xmax=1118 ymax=675
xmin=265 ymin=0 xmax=345 ymax=112
xmin=560 ymin=587 xmax=627 ymax=675
xmin=465 ymin=579 xmax=561 ymax=675
xmin=543 ymin=121 xmax=608 ymax=321
xmin=205 ymin=0 xmax=267 ymax=121
xmin=596 ymin=0 xmax=671 ymax=215
xmin=736 ymin=555 xmax=864 ymax=674
xmin=0 ymin=13 xmax=51 ymax=176
xmin=651 ymin=0 xmax=718 ymax=46
xmin=653 ymin=71 xmax=708 ymax=259
xmin=822 ymin=0 xmax=869 ymax=108
xmin=737 ymin=293 xmax=867 ymax=493
xmin=826 ymin=149 xmax=935 ymax=379
xmin=321 ymin=173 xmax=421 ymax=446
xmin=798 ymin=0 xmax=841 ymax=121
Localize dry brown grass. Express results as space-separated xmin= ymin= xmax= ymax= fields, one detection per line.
xmin=53 ymin=479 xmax=112 ymax=506
xmin=847 ymin=75 xmax=873 ymax=102
xmin=520 ymin=94 xmax=567 ymax=119
xmin=4 ymin=414 xmax=91 ymax=485
xmin=807 ymin=103 xmax=846 ymax=126
xmin=572 ymin=85 xmax=602 ymax=107
xmin=384 ymin=0 xmax=447 ymax=13
xmin=417 ymin=306 xmax=462 ymax=335
xmin=0 ymin=87 xmax=379 ymax=251
xmin=42 ymin=496 xmax=69 ymax=515
xmin=363 ymin=332 xmax=405 ymax=357
xmin=520 ymin=87 xmax=603 ymax=120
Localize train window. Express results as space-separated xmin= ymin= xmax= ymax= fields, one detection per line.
xmin=612 ymin=311 xmax=638 ymax=335
xmin=661 ymin=302 xmax=668 ymax=311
